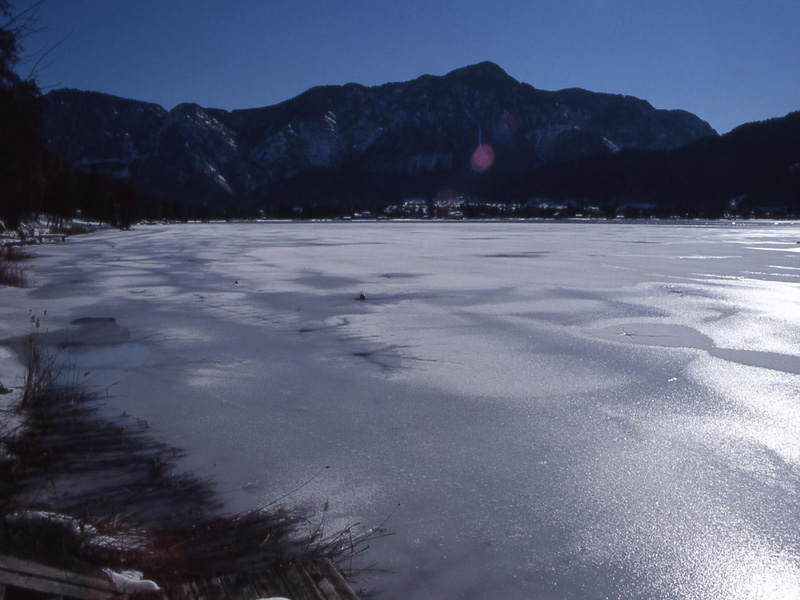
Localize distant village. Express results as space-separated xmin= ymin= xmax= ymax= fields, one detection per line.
xmin=266 ymin=196 xmax=789 ymax=222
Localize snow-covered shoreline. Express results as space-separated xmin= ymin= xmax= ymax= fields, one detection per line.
xmin=3 ymin=221 xmax=800 ymax=599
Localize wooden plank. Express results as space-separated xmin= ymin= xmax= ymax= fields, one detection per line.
xmin=131 ymin=559 xmax=359 ymax=600
xmin=297 ymin=562 xmax=339 ymax=600
xmin=248 ymin=570 xmax=293 ymax=600
xmin=216 ymin=574 xmax=261 ymax=600
xmin=192 ymin=577 xmax=228 ymax=600
xmin=304 ymin=560 xmax=359 ymax=600
xmin=0 ymin=554 xmax=117 ymax=600
xmin=122 ymin=590 xmax=164 ymax=600
xmin=0 ymin=555 xmax=116 ymax=593
xmin=277 ymin=561 xmax=324 ymax=600
xmin=172 ymin=583 xmax=198 ymax=600
xmin=0 ymin=569 xmax=115 ymax=600
xmin=153 ymin=582 xmax=195 ymax=600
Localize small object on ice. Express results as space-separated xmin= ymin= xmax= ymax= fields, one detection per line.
xmin=234 ymin=280 xmax=239 ymax=284
xmin=358 ymin=292 xmax=367 ymax=301
xmin=103 ymin=569 xmax=160 ymax=594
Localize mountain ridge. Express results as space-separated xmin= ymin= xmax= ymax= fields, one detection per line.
xmin=42 ymin=61 xmax=717 ymax=210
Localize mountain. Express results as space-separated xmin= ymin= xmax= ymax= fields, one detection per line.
xmin=501 ymin=110 xmax=800 ymax=218
xmin=42 ymin=62 xmax=716 ymax=210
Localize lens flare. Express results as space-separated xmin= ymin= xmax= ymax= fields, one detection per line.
xmin=471 ymin=144 xmax=495 ymax=173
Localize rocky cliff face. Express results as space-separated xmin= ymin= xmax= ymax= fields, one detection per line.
xmin=43 ymin=62 xmax=717 ymax=208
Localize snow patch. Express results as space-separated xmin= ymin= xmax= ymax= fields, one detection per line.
xmin=602 ymin=137 xmax=620 ymax=152
xmin=103 ymin=569 xmax=160 ymax=594
xmin=201 ymin=162 xmax=233 ymax=194
xmin=323 ymin=110 xmax=337 ymax=134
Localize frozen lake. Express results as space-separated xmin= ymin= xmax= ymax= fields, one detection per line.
xmin=3 ymin=221 xmax=800 ymax=599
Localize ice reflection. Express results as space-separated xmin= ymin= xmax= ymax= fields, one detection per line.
xmin=700 ymin=544 xmax=800 ymax=599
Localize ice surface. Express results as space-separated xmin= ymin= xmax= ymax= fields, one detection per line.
xmin=3 ymin=221 xmax=800 ymax=599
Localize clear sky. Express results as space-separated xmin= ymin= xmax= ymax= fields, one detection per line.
xmin=11 ymin=0 xmax=800 ymax=133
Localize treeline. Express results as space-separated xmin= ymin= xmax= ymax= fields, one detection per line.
xmin=496 ymin=111 xmax=800 ymax=218
xmin=1 ymin=97 xmax=238 ymax=228
xmin=0 ymin=2 xmax=192 ymax=230
xmin=0 ymin=0 xmax=41 ymax=228
xmin=0 ymin=89 xmax=192 ymax=228
xmin=255 ymin=167 xmax=449 ymax=214
xmin=247 ymin=111 xmax=800 ymax=220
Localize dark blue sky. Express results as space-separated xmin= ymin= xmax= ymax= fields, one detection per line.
xmin=14 ymin=0 xmax=800 ymax=133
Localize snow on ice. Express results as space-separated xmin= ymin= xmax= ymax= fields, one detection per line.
xmin=3 ymin=221 xmax=800 ymax=600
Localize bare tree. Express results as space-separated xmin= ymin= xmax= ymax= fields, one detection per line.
xmin=0 ymin=1 xmax=46 ymax=227
xmin=1 ymin=1 xmax=68 ymax=85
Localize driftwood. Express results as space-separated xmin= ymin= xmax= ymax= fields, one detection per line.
xmin=131 ymin=558 xmax=360 ymax=600
xmin=0 ymin=553 xmax=118 ymax=600
xmin=0 ymin=553 xmax=360 ymax=600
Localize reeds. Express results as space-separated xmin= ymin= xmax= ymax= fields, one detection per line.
xmin=0 ymin=333 xmax=386 ymax=587
xmin=0 ymin=245 xmax=28 ymax=287
xmin=1 ymin=245 xmax=33 ymax=261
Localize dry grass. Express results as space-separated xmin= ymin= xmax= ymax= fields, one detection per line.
xmin=0 ymin=333 xmax=389 ymax=587
xmin=0 ymin=262 xmax=25 ymax=287
xmin=0 ymin=244 xmax=31 ymax=287
xmin=1 ymin=245 xmax=33 ymax=261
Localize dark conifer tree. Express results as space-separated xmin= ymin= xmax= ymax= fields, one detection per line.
xmin=0 ymin=1 xmax=44 ymax=228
